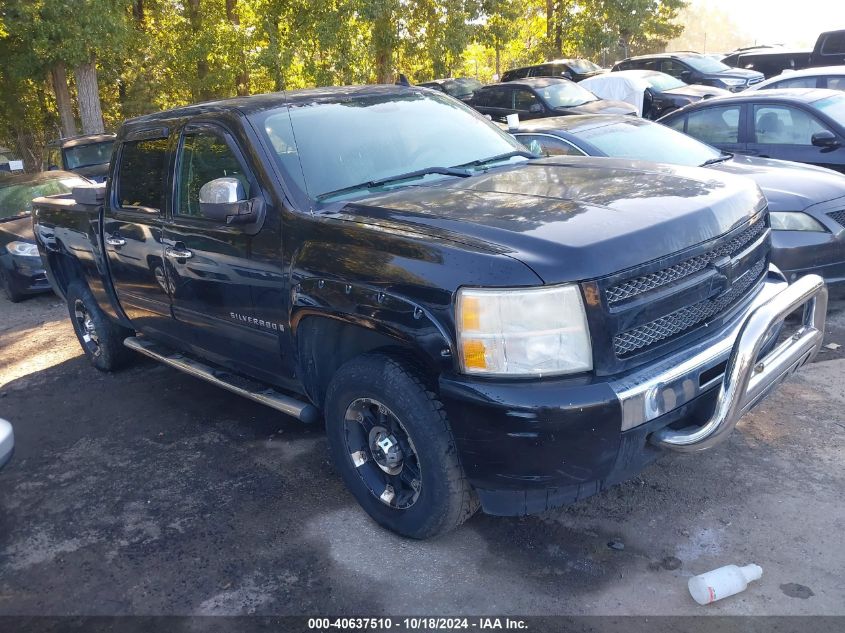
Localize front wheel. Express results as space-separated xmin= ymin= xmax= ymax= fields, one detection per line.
xmin=324 ymin=353 xmax=478 ymax=539
xmin=66 ymin=281 xmax=134 ymax=371
xmin=1 ymin=268 xmax=24 ymax=303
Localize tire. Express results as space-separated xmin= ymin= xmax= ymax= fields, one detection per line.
xmin=324 ymin=353 xmax=478 ymax=539
xmin=1 ymin=269 xmax=24 ymax=303
xmin=66 ymin=281 xmax=134 ymax=371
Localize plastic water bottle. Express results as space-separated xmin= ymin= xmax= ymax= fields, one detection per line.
xmin=688 ymin=564 xmax=763 ymax=605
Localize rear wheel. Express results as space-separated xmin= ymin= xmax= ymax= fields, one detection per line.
xmin=324 ymin=353 xmax=478 ymax=539
xmin=66 ymin=281 xmax=134 ymax=371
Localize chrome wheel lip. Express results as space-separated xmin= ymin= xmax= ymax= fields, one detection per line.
xmin=73 ymin=299 xmax=101 ymax=357
xmin=343 ymin=397 xmax=422 ymax=510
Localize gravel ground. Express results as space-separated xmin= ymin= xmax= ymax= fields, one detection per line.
xmin=0 ymin=291 xmax=843 ymax=617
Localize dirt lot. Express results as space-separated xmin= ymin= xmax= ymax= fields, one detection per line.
xmin=1 ymin=291 xmax=844 ymax=617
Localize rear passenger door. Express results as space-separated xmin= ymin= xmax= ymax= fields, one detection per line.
xmin=103 ymin=131 xmax=174 ymax=340
xmin=478 ymin=86 xmax=515 ymax=122
xmin=163 ymin=122 xmax=286 ymax=383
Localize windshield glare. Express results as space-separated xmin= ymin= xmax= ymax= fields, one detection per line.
xmin=684 ymin=56 xmax=732 ymax=73
xmin=444 ymin=78 xmax=482 ymax=97
xmin=644 ymin=73 xmax=686 ymax=91
xmin=256 ymin=91 xmax=525 ymax=201
xmin=574 ymin=119 xmax=721 ymax=166
xmin=64 ymin=141 xmax=113 ymax=170
xmin=0 ymin=177 xmax=87 ymax=219
xmin=814 ymin=94 xmax=845 ymax=122
xmin=538 ymin=81 xmax=599 ymax=108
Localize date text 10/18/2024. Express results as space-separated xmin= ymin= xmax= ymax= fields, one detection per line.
xmin=308 ymin=617 xmax=529 ymax=630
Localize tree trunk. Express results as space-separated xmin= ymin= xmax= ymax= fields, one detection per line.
xmin=50 ymin=63 xmax=77 ymax=138
xmin=372 ymin=10 xmax=394 ymax=84
xmin=186 ymin=0 xmax=213 ymax=100
xmin=74 ymin=59 xmax=105 ymax=134
xmin=495 ymin=45 xmax=501 ymax=78
xmin=226 ymin=0 xmax=250 ymax=95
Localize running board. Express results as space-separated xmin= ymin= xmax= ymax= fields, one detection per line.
xmin=123 ymin=336 xmax=320 ymax=424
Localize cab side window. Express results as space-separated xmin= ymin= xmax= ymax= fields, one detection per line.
xmin=686 ymin=105 xmax=741 ymax=144
xmin=661 ymin=60 xmax=688 ymax=80
xmin=513 ymin=89 xmax=540 ymax=112
xmin=117 ymin=138 xmax=168 ymax=211
xmin=177 ymin=130 xmax=251 ymax=218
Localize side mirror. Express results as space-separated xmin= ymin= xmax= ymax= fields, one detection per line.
xmin=680 ymin=70 xmax=692 ymax=82
xmin=529 ymin=103 xmax=544 ymax=114
xmin=198 ymin=177 xmax=260 ymax=225
xmin=811 ymin=130 xmax=841 ymax=148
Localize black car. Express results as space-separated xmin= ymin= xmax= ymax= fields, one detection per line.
xmin=509 ymin=114 xmax=845 ymax=295
xmin=0 ymin=171 xmax=89 ymax=301
xmin=501 ymin=59 xmax=605 ymax=83
xmin=579 ymin=69 xmax=730 ymax=119
xmin=721 ymin=49 xmax=811 ymax=78
xmin=467 ymin=77 xmax=637 ymax=122
xmin=810 ymin=30 xmax=845 ymax=67
xmin=416 ymin=77 xmax=482 ymax=101
xmin=613 ymin=52 xmax=765 ymax=92
xmin=46 ymin=133 xmax=115 ymax=183
xmin=659 ymin=88 xmax=845 ymax=173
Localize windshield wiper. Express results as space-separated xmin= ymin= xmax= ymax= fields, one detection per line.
xmin=700 ymin=152 xmax=734 ymax=166
xmin=317 ymin=166 xmax=471 ymax=201
xmin=453 ymin=149 xmax=537 ymax=169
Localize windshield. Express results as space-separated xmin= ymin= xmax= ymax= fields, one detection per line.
xmin=538 ymin=81 xmax=599 ymax=108
xmin=0 ymin=176 xmax=88 ymax=220
xmin=573 ymin=118 xmax=721 ymax=166
xmin=443 ymin=78 xmax=482 ymax=97
xmin=566 ymin=59 xmax=597 ymax=73
xmin=254 ymin=91 xmax=525 ymax=201
xmin=63 ymin=141 xmax=113 ymax=170
xmin=684 ymin=56 xmax=732 ymax=73
xmin=814 ymin=94 xmax=845 ymax=122
xmin=644 ymin=73 xmax=686 ymax=91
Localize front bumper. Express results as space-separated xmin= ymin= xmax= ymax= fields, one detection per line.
xmin=771 ymin=230 xmax=845 ymax=296
xmin=0 ymin=419 xmax=14 ymax=469
xmin=439 ymin=269 xmax=827 ymax=515
xmin=2 ymin=254 xmax=51 ymax=295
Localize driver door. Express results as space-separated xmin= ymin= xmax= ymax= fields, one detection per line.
xmin=162 ymin=123 xmax=286 ymax=382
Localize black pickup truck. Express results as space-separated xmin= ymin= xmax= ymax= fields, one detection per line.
xmin=32 ymin=86 xmax=828 ymax=539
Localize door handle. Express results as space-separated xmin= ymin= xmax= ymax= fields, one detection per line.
xmin=106 ymin=237 xmax=126 ymax=247
xmin=165 ymin=246 xmax=193 ymax=260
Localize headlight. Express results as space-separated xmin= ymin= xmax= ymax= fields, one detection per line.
xmin=769 ymin=212 xmax=827 ymax=232
xmin=456 ymin=284 xmax=592 ymax=377
xmin=7 ymin=241 xmax=39 ymax=257
xmin=721 ymin=78 xmax=746 ymax=87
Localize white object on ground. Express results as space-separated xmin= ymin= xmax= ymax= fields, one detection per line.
xmin=688 ymin=564 xmax=763 ymax=605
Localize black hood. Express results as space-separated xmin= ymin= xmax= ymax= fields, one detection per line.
xmin=709 ymin=155 xmax=845 ymax=212
xmin=663 ymin=84 xmax=731 ymax=99
xmin=332 ymin=157 xmax=765 ymax=284
xmin=560 ymin=99 xmax=638 ymax=116
xmin=711 ymin=67 xmax=764 ymax=81
xmin=0 ymin=215 xmax=34 ymax=242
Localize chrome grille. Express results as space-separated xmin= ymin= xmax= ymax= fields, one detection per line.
xmin=828 ymin=210 xmax=845 ymax=228
xmin=613 ymin=259 xmax=767 ymax=357
xmin=606 ymin=218 xmax=767 ymax=306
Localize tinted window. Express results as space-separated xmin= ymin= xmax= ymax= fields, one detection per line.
xmin=664 ymin=116 xmax=687 ymax=132
xmin=824 ymin=76 xmax=845 ymax=91
xmin=753 ymin=105 xmax=829 ymax=144
xmin=767 ymin=76 xmax=819 ymax=89
xmin=821 ymin=32 xmax=845 ymax=55
xmin=661 ymin=60 xmax=689 ymax=79
xmin=256 ymin=91 xmax=525 ymax=201
xmin=177 ymin=130 xmax=251 ymax=218
xmin=516 ymin=134 xmax=585 ymax=157
xmin=513 ymin=89 xmax=540 ymax=111
xmin=535 ymin=81 xmax=597 ymax=107
xmin=64 ymin=141 xmax=113 ymax=170
xmin=117 ymin=138 xmax=168 ymax=210
xmin=483 ymin=87 xmax=512 ymax=109
xmin=686 ymin=105 xmax=741 ymax=144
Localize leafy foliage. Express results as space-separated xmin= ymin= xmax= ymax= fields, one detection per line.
xmin=0 ymin=0 xmax=686 ymax=168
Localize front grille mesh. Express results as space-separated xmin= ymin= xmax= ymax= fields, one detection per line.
xmin=605 ymin=218 xmax=767 ymax=306
xmin=828 ymin=209 xmax=845 ymax=228
xmin=613 ymin=259 xmax=767 ymax=357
